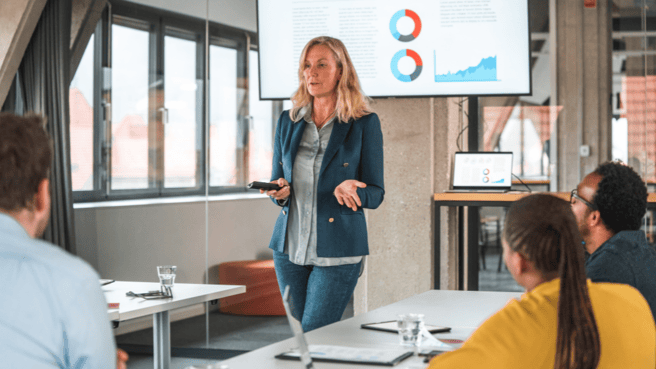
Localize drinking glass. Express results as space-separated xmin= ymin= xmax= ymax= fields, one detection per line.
xmin=397 ymin=313 xmax=425 ymax=347
xmin=157 ymin=265 xmax=177 ymax=288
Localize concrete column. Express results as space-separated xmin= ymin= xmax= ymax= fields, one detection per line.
xmin=354 ymin=97 xmax=462 ymax=314
xmin=555 ymin=0 xmax=612 ymax=190
xmin=0 ymin=0 xmax=48 ymax=107
xmin=437 ymin=97 xmax=466 ymax=290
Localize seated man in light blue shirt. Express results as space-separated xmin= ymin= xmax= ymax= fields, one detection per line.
xmin=0 ymin=113 xmax=120 ymax=368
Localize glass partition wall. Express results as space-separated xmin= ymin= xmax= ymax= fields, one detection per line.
xmin=475 ymin=0 xmax=656 ymax=291
xmin=474 ymin=0 xmax=553 ymax=292
xmin=65 ymin=0 xmax=656 ymax=362
xmin=612 ymin=0 xmax=656 ymax=247
xmin=68 ymin=0 xmax=287 ymax=366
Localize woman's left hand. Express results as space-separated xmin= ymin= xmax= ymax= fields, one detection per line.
xmin=334 ymin=180 xmax=367 ymax=211
xmin=116 ymin=348 xmax=129 ymax=369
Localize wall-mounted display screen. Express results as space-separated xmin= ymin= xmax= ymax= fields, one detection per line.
xmin=257 ymin=0 xmax=531 ymax=99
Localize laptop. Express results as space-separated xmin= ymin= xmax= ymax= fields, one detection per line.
xmin=449 ymin=152 xmax=513 ymax=192
xmin=280 ymin=286 xmax=315 ymax=368
xmin=276 ymin=286 xmax=413 ymax=367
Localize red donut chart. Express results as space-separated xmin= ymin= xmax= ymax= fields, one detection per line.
xmin=390 ymin=9 xmax=422 ymax=42
xmin=391 ymin=49 xmax=423 ymax=82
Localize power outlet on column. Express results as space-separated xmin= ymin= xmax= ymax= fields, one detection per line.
xmin=580 ymin=145 xmax=590 ymax=157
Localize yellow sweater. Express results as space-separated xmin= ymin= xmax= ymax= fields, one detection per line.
xmin=428 ymin=279 xmax=656 ymax=368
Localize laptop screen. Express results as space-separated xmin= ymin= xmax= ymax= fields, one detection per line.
xmin=452 ymin=152 xmax=513 ymax=190
xmin=282 ymin=286 xmax=315 ymax=368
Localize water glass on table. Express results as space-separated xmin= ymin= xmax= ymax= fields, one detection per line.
xmin=157 ymin=265 xmax=176 ymax=292
xmin=397 ymin=313 xmax=425 ymax=348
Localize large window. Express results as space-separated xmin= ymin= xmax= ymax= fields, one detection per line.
xmin=111 ymin=23 xmax=150 ymax=190
xmin=69 ymin=34 xmax=95 ymax=191
xmin=68 ymin=5 xmax=277 ymax=202
xmin=209 ymin=44 xmax=239 ymax=187
xmin=163 ymin=31 xmax=200 ymax=188
xmin=480 ymin=31 xmax=555 ymax=184
xmin=612 ymin=3 xmax=656 ymax=185
xmin=248 ymin=50 xmax=274 ymax=182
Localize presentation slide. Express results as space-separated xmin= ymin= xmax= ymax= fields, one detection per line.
xmin=257 ymin=0 xmax=531 ymax=99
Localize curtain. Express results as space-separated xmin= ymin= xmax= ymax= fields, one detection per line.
xmin=1 ymin=77 xmax=16 ymax=113
xmin=15 ymin=0 xmax=77 ymax=254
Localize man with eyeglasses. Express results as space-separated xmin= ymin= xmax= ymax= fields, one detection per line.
xmin=570 ymin=161 xmax=656 ymax=318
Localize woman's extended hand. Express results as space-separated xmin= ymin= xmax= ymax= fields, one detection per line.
xmin=262 ymin=178 xmax=291 ymax=201
xmin=334 ymin=180 xmax=367 ymax=211
xmin=116 ymin=348 xmax=128 ymax=369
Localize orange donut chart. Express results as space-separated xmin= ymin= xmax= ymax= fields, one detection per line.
xmin=389 ymin=9 xmax=422 ymax=42
xmin=391 ymin=49 xmax=423 ymax=82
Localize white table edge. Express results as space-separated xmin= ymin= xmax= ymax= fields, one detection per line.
xmin=114 ymin=284 xmax=246 ymax=322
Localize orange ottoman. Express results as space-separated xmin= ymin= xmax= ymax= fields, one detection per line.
xmin=218 ymin=259 xmax=285 ymax=316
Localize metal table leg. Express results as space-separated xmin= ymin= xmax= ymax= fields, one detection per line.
xmin=434 ymin=203 xmax=441 ymax=289
xmin=153 ymin=311 xmax=170 ymax=369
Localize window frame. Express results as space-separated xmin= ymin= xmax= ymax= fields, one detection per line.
xmin=72 ymin=0 xmax=278 ymax=203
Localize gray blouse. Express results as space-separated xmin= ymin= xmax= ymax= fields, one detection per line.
xmin=284 ymin=107 xmax=363 ymax=266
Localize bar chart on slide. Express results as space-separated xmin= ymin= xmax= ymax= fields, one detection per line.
xmin=434 ymin=53 xmax=498 ymax=83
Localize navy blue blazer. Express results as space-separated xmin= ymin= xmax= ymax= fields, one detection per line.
xmin=268 ymin=110 xmax=385 ymax=257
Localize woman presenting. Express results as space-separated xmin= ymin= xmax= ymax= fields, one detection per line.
xmin=262 ymin=36 xmax=384 ymax=332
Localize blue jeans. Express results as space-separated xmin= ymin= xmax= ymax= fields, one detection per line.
xmin=273 ymin=250 xmax=361 ymax=332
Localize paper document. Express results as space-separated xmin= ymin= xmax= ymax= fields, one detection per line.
xmin=420 ymin=327 xmax=458 ymax=349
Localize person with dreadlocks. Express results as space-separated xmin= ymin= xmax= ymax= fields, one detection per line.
xmin=428 ymin=194 xmax=655 ymax=368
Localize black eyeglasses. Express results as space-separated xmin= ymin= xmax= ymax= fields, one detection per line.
xmin=126 ymin=285 xmax=173 ymax=300
xmin=570 ymin=189 xmax=597 ymax=211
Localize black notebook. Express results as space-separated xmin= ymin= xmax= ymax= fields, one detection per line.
xmin=361 ymin=320 xmax=451 ymax=334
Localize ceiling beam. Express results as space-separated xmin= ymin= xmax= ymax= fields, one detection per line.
xmin=0 ymin=0 xmax=48 ymax=108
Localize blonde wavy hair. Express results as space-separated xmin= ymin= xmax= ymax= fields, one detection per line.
xmin=289 ymin=36 xmax=371 ymax=123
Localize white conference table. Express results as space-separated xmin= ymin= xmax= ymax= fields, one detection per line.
xmin=103 ymin=281 xmax=246 ymax=369
xmin=107 ymin=309 xmax=119 ymax=321
xmin=221 ymin=289 xmax=523 ymax=368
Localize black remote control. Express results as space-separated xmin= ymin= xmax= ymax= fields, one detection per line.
xmin=247 ymin=181 xmax=283 ymax=191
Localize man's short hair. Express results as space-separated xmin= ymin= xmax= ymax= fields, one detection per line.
xmin=0 ymin=113 xmax=52 ymax=212
xmin=593 ymin=161 xmax=647 ymax=234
